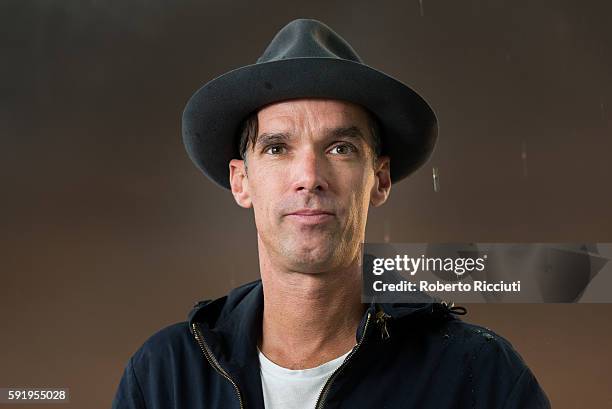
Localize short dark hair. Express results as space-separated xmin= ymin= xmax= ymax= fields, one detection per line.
xmin=238 ymin=109 xmax=383 ymax=163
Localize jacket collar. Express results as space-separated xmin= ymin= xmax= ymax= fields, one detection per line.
xmin=187 ymin=279 xmax=449 ymax=362
xmin=188 ymin=280 xmax=264 ymax=371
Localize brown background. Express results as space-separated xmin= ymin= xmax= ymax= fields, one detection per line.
xmin=1 ymin=0 xmax=611 ymax=408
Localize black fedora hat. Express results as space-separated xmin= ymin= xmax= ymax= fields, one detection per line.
xmin=182 ymin=18 xmax=438 ymax=190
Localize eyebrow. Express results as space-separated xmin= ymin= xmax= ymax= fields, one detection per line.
xmin=255 ymin=132 xmax=291 ymax=149
xmin=255 ymin=126 xmax=367 ymax=149
xmin=326 ymin=125 xmax=366 ymax=141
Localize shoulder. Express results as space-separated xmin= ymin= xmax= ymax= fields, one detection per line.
xmin=443 ymin=319 xmax=528 ymax=373
xmin=396 ymin=315 xmax=536 ymax=390
xmin=439 ymin=319 xmax=550 ymax=407
xmin=113 ymin=322 xmax=199 ymax=407
xmin=130 ymin=321 xmax=195 ymax=369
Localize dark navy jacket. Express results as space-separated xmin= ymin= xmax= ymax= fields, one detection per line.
xmin=112 ymin=280 xmax=551 ymax=409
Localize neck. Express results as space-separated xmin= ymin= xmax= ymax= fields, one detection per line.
xmin=258 ymin=244 xmax=365 ymax=370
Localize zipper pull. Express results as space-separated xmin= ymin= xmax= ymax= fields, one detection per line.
xmin=375 ymin=310 xmax=391 ymax=340
xmin=440 ymin=300 xmax=467 ymax=316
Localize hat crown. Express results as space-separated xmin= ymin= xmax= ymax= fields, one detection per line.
xmin=257 ymin=19 xmax=363 ymax=64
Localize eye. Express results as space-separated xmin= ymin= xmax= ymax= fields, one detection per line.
xmin=329 ymin=143 xmax=356 ymax=155
xmin=264 ymin=145 xmax=286 ymax=155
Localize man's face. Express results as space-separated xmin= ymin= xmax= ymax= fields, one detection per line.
xmin=230 ymin=99 xmax=390 ymax=273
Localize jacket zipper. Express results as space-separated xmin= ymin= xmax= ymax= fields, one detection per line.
xmin=375 ymin=309 xmax=391 ymax=340
xmin=313 ymin=311 xmax=373 ymax=409
xmin=191 ymin=322 xmax=245 ymax=409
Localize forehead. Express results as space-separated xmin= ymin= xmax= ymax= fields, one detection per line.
xmin=256 ymin=98 xmax=371 ymax=130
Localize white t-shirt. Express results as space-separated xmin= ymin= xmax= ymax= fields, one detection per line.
xmin=258 ymin=348 xmax=352 ymax=409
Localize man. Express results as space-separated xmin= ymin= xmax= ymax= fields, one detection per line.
xmin=112 ymin=19 xmax=550 ymax=409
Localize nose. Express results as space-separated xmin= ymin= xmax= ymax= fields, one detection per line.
xmin=291 ymin=148 xmax=329 ymax=193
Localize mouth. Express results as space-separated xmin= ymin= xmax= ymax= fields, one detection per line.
xmin=285 ymin=209 xmax=335 ymax=224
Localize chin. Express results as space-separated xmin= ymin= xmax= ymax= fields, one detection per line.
xmin=290 ymin=245 xmax=354 ymax=273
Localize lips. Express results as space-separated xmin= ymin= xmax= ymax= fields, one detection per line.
xmin=285 ymin=209 xmax=335 ymax=224
xmin=288 ymin=209 xmax=334 ymax=216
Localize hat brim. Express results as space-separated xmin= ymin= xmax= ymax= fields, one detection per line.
xmin=182 ymin=57 xmax=438 ymax=189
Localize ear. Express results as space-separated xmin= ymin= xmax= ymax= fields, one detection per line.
xmin=229 ymin=159 xmax=252 ymax=208
xmin=370 ymin=155 xmax=391 ymax=207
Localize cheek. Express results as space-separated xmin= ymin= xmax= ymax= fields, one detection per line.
xmin=344 ymin=173 xmax=373 ymax=224
xmin=344 ymin=167 xmax=373 ymax=197
xmin=249 ymin=169 xmax=285 ymax=226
